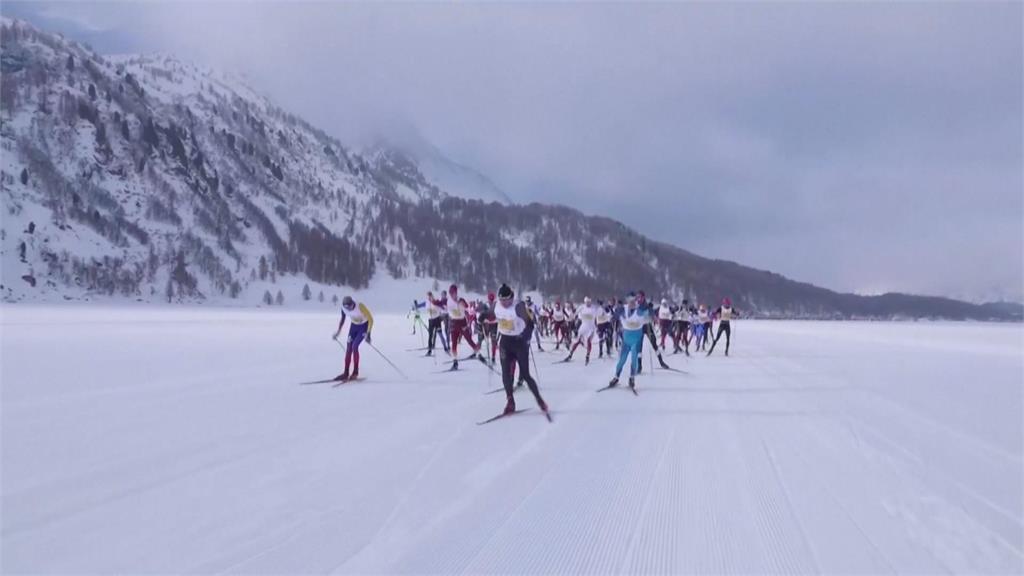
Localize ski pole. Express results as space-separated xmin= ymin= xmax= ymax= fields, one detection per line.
xmin=365 ymin=341 xmax=409 ymax=380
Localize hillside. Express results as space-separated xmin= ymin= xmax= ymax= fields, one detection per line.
xmin=0 ymin=18 xmax=1018 ymax=320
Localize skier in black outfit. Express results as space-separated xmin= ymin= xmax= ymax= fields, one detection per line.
xmin=707 ymin=297 xmax=738 ymax=356
xmin=495 ymin=284 xmax=549 ymax=417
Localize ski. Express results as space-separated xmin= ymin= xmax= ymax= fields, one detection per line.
xmin=551 ymin=358 xmax=572 ymax=365
xmin=476 ymin=408 xmax=531 ymax=425
xmin=658 ymin=366 xmax=689 ymax=375
xmin=405 ymin=346 xmax=429 ymax=352
xmin=298 ymin=377 xmax=344 ymax=386
xmin=331 ymin=377 xmax=365 ymax=388
xmin=477 ymin=355 xmax=500 ymax=375
xmin=542 ymin=409 xmax=553 ymax=422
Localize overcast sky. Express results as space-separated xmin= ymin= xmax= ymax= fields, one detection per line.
xmin=6 ymin=1 xmax=1022 ymax=302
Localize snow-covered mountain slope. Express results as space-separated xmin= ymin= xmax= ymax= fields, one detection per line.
xmin=0 ymin=18 xmax=1019 ymax=320
xmin=364 ymin=128 xmax=512 ymax=205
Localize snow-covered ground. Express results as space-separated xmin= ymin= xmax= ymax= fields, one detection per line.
xmin=2 ymin=306 xmax=1021 ymax=574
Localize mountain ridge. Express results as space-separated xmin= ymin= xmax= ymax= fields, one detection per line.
xmin=0 ymin=17 xmax=1019 ymax=321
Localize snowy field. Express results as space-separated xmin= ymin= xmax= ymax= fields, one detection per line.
xmin=2 ymin=305 xmax=1022 ymax=574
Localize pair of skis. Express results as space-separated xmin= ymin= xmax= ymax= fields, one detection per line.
xmin=297 ymin=376 xmax=365 ymax=386
xmin=596 ymin=382 xmax=639 ymax=396
xmin=476 ymin=407 xmax=553 ymax=425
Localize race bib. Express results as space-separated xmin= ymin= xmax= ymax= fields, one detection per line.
xmin=498 ymin=318 xmax=515 ymax=332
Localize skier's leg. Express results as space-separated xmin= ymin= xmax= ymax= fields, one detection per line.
xmin=614 ymin=337 xmax=630 ymax=377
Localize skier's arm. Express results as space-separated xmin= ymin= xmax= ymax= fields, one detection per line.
xmin=360 ymin=303 xmax=374 ymax=335
xmin=333 ymin=312 xmax=347 ymax=339
xmin=516 ymin=302 xmax=535 ymax=339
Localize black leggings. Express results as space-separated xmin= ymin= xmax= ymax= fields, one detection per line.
xmin=708 ymin=321 xmax=731 ymax=354
xmin=428 ymin=317 xmax=448 ymax=352
xmin=500 ymin=335 xmax=542 ymax=401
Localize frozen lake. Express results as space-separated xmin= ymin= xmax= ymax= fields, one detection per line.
xmin=2 ymin=306 xmax=1021 ymax=573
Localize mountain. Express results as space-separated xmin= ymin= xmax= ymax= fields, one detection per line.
xmin=0 ymin=18 xmax=1018 ymax=321
xmin=363 ymin=124 xmax=512 ymax=205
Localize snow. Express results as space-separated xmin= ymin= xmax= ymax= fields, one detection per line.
xmin=1 ymin=306 xmax=1022 ymax=574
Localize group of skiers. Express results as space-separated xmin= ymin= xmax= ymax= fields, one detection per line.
xmin=336 ymin=283 xmax=738 ymax=420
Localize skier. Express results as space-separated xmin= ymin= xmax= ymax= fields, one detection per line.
xmin=657 ymin=298 xmax=674 ymax=350
xmin=408 ymin=299 xmax=425 ymax=335
xmin=674 ymin=299 xmax=691 ymax=355
xmin=494 ymin=284 xmax=549 ymax=417
xmin=565 ymin=296 xmax=599 ymax=364
xmin=447 ymin=284 xmax=481 ymax=369
xmin=331 ymin=296 xmax=374 ymax=381
xmin=525 ymin=295 xmax=545 ymax=351
xmin=477 ymin=292 xmax=500 ymax=363
xmin=596 ymin=299 xmax=613 ymax=359
xmin=707 ymin=297 xmax=738 ymax=356
xmin=635 ymin=290 xmax=670 ymax=371
xmin=693 ymin=304 xmax=710 ymax=350
xmin=701 ymin=303 xmax=713 ymax=351
xmin=551 ymin=301 xmax=568 ymax=350
xmin=607 ymin=292 xmax=647 ymax=392
xmin=425 ymin=291 xmax=449 ymax=356
xmin=537 ymin=299 xmax=551 ymax=337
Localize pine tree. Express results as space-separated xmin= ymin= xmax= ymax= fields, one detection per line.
xmin=258 ymin=255 xmax=268 ymax=280
xmin=275 ymin=290 xmax=284 ymax=305
xmin=318 ymin=291 xmax=324 ymax=303
xmin=302 ymin=283 xmax=311 ymax=301
xmin=332 ymin=294 xmax=339 ymax=305
xmin=19 ymin=168 xmax=28 ymax=186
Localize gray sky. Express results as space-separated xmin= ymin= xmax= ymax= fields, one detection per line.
xmin=6 ymin=1 xmax=1022 ymax=302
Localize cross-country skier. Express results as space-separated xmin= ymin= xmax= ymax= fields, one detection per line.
xmin=495 ymin=284 xmax=549 ymax=417
xmin=701 ymin=304 xmax=713 ymax=351
xmin=657 ymin=298 xmax=674 ymax=350
xmin=425 ymin=291 xmax=449 ymax=356
xmin=674 ymin=299 xmax=691 ymax=355
xmin=332 ymin=296 xmax=374 ymax=381
xmin=707 ymin=297 xmax=738 ymax=356
xmin=596 ymin=299 xmax=612 ymax=359
xmin=525 ymin=295 xmax=546 ymax=351
xmin=477 ymin=292 xmax=500 ymax=363
xmin=608 ymin=292 xmax=648 ymax=391
xmin=408 ymin=299 xmax=425 ymax=335
xmin=565 ymin=296 xmax=599 ymax=364
xmin=551 ymin=301 xmax=568 ymax=350
xmin=447 ymin=284 xmax=481 ymax=369
xmin=635 ymin=290 xmax=670 ymax=372
xmin=693 ymin=304 xmax=710 ymax=350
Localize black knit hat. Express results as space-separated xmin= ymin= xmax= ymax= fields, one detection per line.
xmin=498 ymin=284 xmax=514 ymax=300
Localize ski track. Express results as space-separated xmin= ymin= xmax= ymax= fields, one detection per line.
xmin=2 ymin=307 xmax=1021 ymax=574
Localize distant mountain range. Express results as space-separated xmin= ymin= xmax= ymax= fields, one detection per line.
xmin=0 ymin=18 xmax=1019 ymax=321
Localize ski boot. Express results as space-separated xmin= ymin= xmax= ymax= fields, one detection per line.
xmin=585 ymin=355 xmax=590 ymax=366
xmin=334 ymin=371 xmax=349 ymax=382
xmin=452 ymin=360 xmax=459 ymax=371
xmin=608 ymin=376 xmax=619 ymax=388
xmin=628 ymin=377 xmax=636 ymax=391
xmin=503 ymin=396 xmax=517 ymax=416
xmin=349 ymin=371 xmax=359 ymax=381
xmin=637 ymin=357 xmax=643 ymax=374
